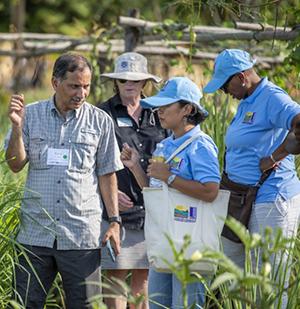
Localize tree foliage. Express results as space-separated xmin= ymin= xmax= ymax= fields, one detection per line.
xmin=1 ymin=0 xmax=300 ymax=33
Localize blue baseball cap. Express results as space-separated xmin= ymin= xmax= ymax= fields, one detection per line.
xmin=203 ymin=49 xmax=257 ymax=93
xmin=141 ymin=77 xmax=208 ymax=115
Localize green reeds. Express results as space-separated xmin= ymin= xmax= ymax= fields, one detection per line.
xmin=155 ymin=219 xmax=300 ymax=309
xmin=201 ymin=93 xmax=237 ymax=170
xmin=0 ymin=150 xmax=23 ymax=308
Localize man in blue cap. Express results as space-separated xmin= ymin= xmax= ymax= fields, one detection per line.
xmin=204 ymin=49 xmax=300 ymax=308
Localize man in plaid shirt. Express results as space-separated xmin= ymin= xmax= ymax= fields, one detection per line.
xmin=5 ymin=53 xmax=123 ymax=308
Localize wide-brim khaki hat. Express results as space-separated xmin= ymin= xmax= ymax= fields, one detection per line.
xmin=101 ymin=52 xmax=161 ymax=83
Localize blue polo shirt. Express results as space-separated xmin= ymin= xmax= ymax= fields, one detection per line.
xmin=155 ymin=126 xmax=220 ymax=184
xmin=225 ymin=77 xmax=300 ymax=203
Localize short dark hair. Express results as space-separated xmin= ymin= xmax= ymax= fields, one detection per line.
xmin=52 ymin=53 xmax=92 ymax=80
xmin=178 ymin=101 xmax=208 ymax=125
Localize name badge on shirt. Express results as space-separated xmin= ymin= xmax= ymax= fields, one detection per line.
xmin=117 ymin=117 xmax=133 ymax=127
xmin=243 ymin=112 xmax=255 ymax=124
xmin=47 ymin=148 xmax=69 ymax=166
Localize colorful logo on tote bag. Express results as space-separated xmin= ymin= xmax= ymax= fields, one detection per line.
xmin=174 ymin=205 xmax=197 ymax=222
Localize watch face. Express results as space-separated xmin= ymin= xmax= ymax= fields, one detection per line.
xmin=167 ymin=174 xmax=176 ymax=185
xmin=109 ymin=216 xmax=122 ymax=224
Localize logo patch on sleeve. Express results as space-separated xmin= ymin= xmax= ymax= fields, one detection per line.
xmin=243 ymin=112 xmax=255 ymax=124
xmin=169 ymin=157 xmax=183 ymax=171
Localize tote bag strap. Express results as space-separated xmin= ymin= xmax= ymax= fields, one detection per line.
xmin=165 ymin=133 xmax=201 ymax=164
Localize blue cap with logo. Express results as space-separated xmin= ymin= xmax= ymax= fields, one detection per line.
xmin=203 ymin=49 xmax=256 ymax=93
xmin=141 ymin=77 xmax=208 ymax=115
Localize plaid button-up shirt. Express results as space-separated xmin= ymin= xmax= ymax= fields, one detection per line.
xmin=7 ymin=97 xmax=123 ymax=249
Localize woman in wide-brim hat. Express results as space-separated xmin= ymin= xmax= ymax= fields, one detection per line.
xmin=97 ymin=52 xmax=168 ymax=309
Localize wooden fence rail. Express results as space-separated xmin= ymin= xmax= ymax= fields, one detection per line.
xmin=0 ymin=17 xmax=299 ymax=63
xmin=118 ymin=16 xmax=299 ymax=42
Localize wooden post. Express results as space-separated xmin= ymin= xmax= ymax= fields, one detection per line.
xmin=124 ymin=9 xmax=140 ymax=52
xmin=10 ymin=0 xmax=26 ymax=33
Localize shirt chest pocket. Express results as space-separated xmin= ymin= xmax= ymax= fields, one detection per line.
xmin=69 ymin=130 xmax=100 ymax=173
xmin=28 ymin=136 xmax=51 ymax=170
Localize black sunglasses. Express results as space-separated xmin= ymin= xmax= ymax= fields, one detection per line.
xmin=220 ymin=74 xmax=236 ymax=93
xmin=117 ymin=79 xmax=141 ymax=84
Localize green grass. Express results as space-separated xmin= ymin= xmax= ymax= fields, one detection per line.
xmin=0 ymin=150 xmax=23 ymax=308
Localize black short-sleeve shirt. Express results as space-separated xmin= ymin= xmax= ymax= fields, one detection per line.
xmin=97 ymin=94 xmax=168 ymax=210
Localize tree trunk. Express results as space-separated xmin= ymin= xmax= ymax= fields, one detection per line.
xmin=10 ymin=0 xmax=26 ymax=92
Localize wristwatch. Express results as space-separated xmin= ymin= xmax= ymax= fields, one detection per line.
xmin=108 ymin=216 xmax=122 ymax=225
xmin=167 ymin=174 xmax=176 ymax=186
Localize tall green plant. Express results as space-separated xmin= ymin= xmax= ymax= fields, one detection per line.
xmin=0 ymin=150 xmax=23 ymax=308
xmin=159 ymin=219 xmax=300 ymax=309
xmin=201 ymin=93 xmax=237 ymax=170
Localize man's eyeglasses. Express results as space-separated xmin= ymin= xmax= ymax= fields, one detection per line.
xmin=220 ymin=74 xmax=235 ymax=93
xmin=117 ymin=79 xmax=141 ymax=84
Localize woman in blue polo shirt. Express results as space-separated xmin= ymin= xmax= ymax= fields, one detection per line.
xmin=121 ymin=77 xmax=220 ymax=308
xmin=204 ymin=49 xmax=300 ymax=308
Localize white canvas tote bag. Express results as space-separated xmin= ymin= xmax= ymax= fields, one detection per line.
xmin=143 ymin=135 xmax=230 ymax=274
